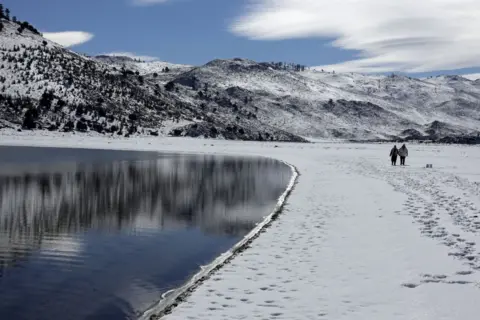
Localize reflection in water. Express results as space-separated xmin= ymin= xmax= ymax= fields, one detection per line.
xmin=0 ymin=149 xmax=291 ymax=320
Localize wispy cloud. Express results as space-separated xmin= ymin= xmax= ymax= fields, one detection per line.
xmin=462 ymin=73 xmax=480 ymax=81
xmin=43 ymin=31 xmax=94 ymax=47
xmin=131 ymin=0 xmax=169 ymax=6
xmin=231 ymin=0 xmax=480 ymax=73
xmin=102 ymin=52 xmax=160 ymax=62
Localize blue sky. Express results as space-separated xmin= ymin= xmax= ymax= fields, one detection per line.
xmin=4 ymin=0 xmax=480 ymax=77
xmin=4 ymin=0 xmax=351 ymax=66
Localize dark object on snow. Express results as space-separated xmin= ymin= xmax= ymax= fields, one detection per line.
xmin=164 ymin=81 xmax=175 ymax=92
xmin=64 ymin=120 xmax=75 ymax=132
xmin=398 ymin=144 xmax=408 ymax=166
xmin=76 ymin=120 xmax=88 ymax=132
xmin=22 ymin=108 xmax=39 ymax=129
xmin=390 ymin=145 xmax=398 ymax=166
xmin=172 ymin=129 xmax=182 ymax=137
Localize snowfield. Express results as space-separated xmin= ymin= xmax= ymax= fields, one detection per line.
xmin=1 ymin=133 xmax=480 ymax=320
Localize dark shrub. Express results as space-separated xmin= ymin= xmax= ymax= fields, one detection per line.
xmin=210 ymin=126 xmax=218 ymax=138
xmin=165 ymin=81 xmax=175 ymax=91
xmin=76 ymin=120 xmax=88 ymax=132
xmin=64 ymin=120 xmax=75 ymax=132
xmin=93 ymin=123 xmax=104 ymax=133
xmin=22 ymin=108 xmax=39 ymax=129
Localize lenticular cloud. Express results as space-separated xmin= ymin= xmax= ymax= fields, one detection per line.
xmin=231 ymin=0 xmax=480 ymax=73
xmin=43 ymin=31 xmax=94 ymax=48
xmin=102 ymin=52 xmax=159 ymax=62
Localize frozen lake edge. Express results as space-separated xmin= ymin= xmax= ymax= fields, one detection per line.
xmin=2 ymin=133 xmax=480 ymax=320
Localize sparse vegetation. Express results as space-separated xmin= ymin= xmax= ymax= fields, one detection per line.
xmin=0 ymin=7 xmax=352 ymax=142
xmin=269 ymin=61 xmax=307 ymax=72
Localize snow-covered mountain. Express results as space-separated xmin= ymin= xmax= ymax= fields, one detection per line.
xmin=0 ymin=15 xmax=303 ymax=142
xmin=1 ymin=11 xmax=480 ymax=142
xmin=0 ymin=18 xmax=187 ymax=135
xmin=94 ymin=55 xmax=193 ymax=84
xmin=172 ymin=59 xmax=480 ymax=140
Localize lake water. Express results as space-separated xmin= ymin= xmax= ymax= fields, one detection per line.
xmin=0 ymin=146 xmax=291 ymax=320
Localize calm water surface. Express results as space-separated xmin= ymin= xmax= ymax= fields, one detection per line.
xmin=0 ymin=146 xmax=291 ymax=320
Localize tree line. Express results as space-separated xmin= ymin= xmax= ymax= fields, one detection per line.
xmin=0 ymin=3 xmax=41 ymax=35
xmin=270 ymin=61 xmax=307 ymax=72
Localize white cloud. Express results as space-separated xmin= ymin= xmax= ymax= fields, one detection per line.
xmin=231 ymin=0 xmax=480 ymax=73
xmin=43 ymin=31 xmax=94 ymax=47
xmin=102 ymin=52 xmax=160 ymax=62
xmin=462 ymin=73 xmax=480 ymax=81
xmin=131 ymin=0 xmax=169 ymax=5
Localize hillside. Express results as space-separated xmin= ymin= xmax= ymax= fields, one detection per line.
xmin=0 ymin=8 xmax=480 ymax=143
xmin=0 ymin=13 xmax=304 ymax=142
xmin=94 ymin=55 xmax=193 ymax=85
xmin=169 ymin=59 xmax=480 ymax=141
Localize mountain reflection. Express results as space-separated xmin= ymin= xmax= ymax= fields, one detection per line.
xmin=0 ymin=151 xmax=292 ymax=319
xmin=0 ymin=154 xmax=290 ymax=240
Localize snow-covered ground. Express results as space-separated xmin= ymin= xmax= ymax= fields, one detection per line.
xmin=1 ymin=133 xmax=480 ymax=319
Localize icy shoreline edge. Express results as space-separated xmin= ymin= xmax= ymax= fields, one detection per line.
xmin=139 ymin=159 xmax=299 ymax=320
xmin=0 ymin=136 xmax=300 ymax=319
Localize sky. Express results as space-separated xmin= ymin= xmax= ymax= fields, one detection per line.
xmin=4 ymin=0 xmax=480 ymax=78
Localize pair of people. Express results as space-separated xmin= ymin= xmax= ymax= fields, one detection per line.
xmin=390 ymin=144 xmax=408 ymax=166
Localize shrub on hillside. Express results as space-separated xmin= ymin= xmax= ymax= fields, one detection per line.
xmin=22 ymin=108 xmax=39 ymax=129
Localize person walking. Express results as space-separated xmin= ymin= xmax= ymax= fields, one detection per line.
xmin=390 ymin=145 xmax=398 ymax=166
xmin=398 ymin=144 xmax=408 ymax=166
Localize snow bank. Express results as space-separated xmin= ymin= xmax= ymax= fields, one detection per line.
xmin=1 ymin=134 xmax=480 ymax=320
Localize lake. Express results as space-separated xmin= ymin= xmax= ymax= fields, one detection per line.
xmin=0 ymin=146 xmax=291 ymax=320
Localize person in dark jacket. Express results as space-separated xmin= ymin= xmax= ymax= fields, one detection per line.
xmin=398 ymin=144 xmax=408 ymax=166
xmin=390 ymin=145 xmax=398 ymax=166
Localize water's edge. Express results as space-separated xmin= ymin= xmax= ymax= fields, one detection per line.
xmin=139 ymin=159 xmax=299 ymax=320
xmin=0 ymin=142 xmax=298 ymax=320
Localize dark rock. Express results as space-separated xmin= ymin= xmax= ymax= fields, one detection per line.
xmin=172 ymin=129 xmax=182 ymax=137
xmin=76 ymin=120 xmax=88 ymax=132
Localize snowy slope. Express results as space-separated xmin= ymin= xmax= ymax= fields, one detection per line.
xmin=169 ymin=59 xmax=480 ymax=140
xmin=0 ymin=18 xmax=303 ymax=142
xmin=1 ymin=14 xmax=480 ymax=141
xmin=94 ymin=55 xmax=193 ymax=84
xmin=0 ymin=19 xmax=184 ymax=134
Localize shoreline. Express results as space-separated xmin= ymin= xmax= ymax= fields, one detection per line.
xmin=140 ymin=160 xmax=299 ymax=320
xmin=2 ymin=134 xmax=480 ymax=320
xmin=0 ymin=135 xmax=301 ymax=319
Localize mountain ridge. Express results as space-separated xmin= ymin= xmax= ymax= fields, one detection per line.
xmin=0 ymin=8 xmax=479 ymax=143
